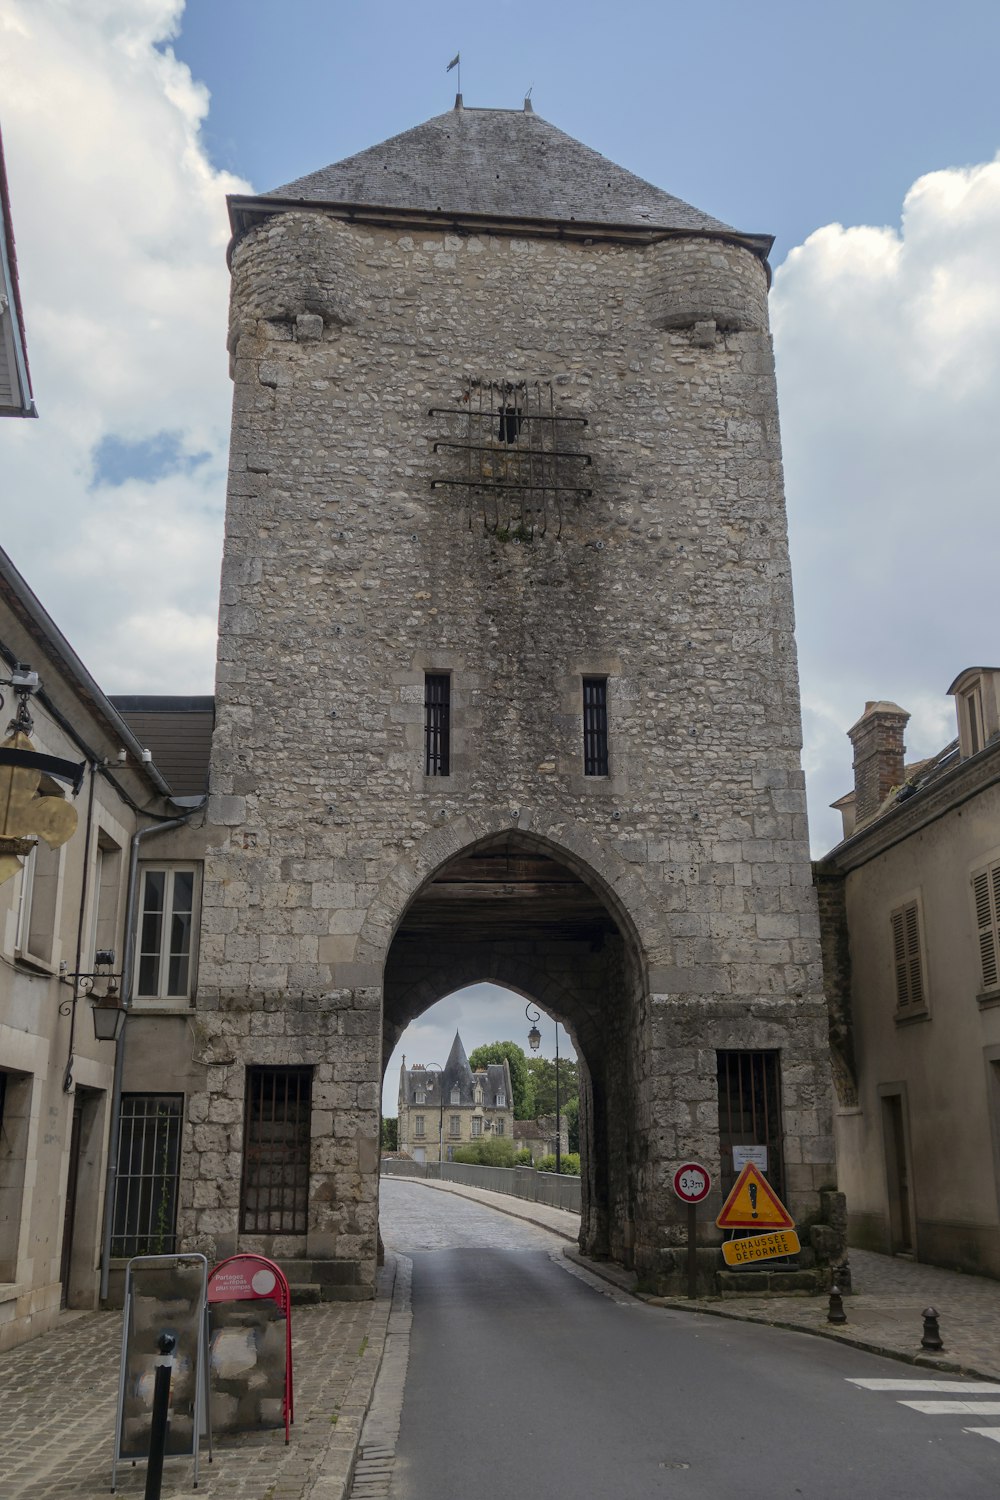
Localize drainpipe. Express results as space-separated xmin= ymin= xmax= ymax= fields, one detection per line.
xmin=99 ymin=804 xmax=205 ymax=1301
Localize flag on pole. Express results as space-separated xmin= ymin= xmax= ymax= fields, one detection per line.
xmin=446 ymin=53 xmax=460 ymax=71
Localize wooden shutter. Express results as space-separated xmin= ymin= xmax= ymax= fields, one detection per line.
xmin=973 ymin=863 xmax=1000 ymax=991
xmin=891 ymin=901 xmax=924 ymax=1009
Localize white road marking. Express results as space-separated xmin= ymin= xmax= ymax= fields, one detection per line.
xmin=898 ymin=1401 xmax=1000 ymax=1415
xmin=848 ymin=1379 xmax=1000 ymax=1393
xmin=965 ymin=1428 xmax=1000 ymax=1445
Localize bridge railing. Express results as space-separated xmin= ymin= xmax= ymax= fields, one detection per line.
xmin=380 ymin=1157 xmax=581 ymax=1215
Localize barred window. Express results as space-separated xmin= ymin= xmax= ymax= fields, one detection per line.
xmin=424 ymin=674 xmax=451 ymax=777
xmin=111 ymin=1094 xmax=183 ymax=1257
xmin=891 ymin=901 xmax=925 ymax=1010
xmin=583 ymin=678 xmax=609 ymax=777
xmin=240 ymin=1067 xmax=311 ymax=1235
xmin=716 ymin=1051 xmax=785 ymax=1201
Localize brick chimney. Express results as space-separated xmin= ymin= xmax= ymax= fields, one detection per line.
xmin=847 ymin=701 xmax=910 ymax=825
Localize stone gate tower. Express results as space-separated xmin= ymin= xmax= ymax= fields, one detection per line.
xmin=181 ymin=101 xmax=836 ymax=1296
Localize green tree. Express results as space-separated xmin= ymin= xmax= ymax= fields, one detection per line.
xmin=525 ymin=1056 xmax=579 ymax=1118
xmin=563 ymin=1095 xmax=580 ymax=1154
xmin=380 ymin=1117 xmax=398 ymax=1151
xmin=468 ymin=1041 xmax=534 ymax=1119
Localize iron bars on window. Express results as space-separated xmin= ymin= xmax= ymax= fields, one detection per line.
xmin=424 ymin=674 xmax=451 ymax=776
xmin=430 ymin=378 xmax=591 ymax=538
xmin=111 ymin=1094 xmax=183 ymax=1257
xmin=716 ymin=1051 xmax=785 ymax=1202
xmin=583 ymin=677 xmax=609 ymax=776
xmin=240 ymin=1067 xmax=312 ymax=1235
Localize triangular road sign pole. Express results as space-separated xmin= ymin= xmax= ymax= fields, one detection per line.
xmin=715 ymin=1162 xmax=794 ymax=1231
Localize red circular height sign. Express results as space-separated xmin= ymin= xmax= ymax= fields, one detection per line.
xmin=673 ymin=1162 xmax=712 ymax=1203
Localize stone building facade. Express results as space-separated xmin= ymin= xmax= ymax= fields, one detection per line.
xmin=817 ymin=671 xmax=1000 ymax=1277
xmin=397 ymin=1033 xmax=513 ymax=1163
xmin=178 ymin=101 xmax=837 ymax=1296
xmin=0 ymin=547 xmax=190 ymax=1350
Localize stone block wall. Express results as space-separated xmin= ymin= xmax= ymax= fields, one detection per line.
xmin=179 ymin=208 xmax=836 ymax=1290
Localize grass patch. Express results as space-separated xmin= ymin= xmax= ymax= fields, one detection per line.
xmin=358 ymin=1336 xmax=369 ymax=1357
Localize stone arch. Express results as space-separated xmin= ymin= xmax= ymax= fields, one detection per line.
xmin=357 ymin=808 xmax=652 ymax=975
xmin=380 ymin=825 xmax=651 ymax=1266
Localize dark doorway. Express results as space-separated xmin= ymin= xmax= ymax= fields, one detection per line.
xmin=881 ymin=1091 xmax=914 ymax=1255
xmin=60 ymin=1095 xmax=84 ymax=1307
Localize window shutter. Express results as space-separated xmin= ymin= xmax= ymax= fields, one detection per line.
xmin=973 ymin=865 xmax=1000 ymax=991
xmin=892 ymin=901 xmax=924 ymax=1009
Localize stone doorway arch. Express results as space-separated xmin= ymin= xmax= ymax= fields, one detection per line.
xmin=380 ymin=829 xmax=649 ymax=1265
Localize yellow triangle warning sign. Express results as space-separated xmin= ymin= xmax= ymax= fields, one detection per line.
xmin=715 ymin=1162 xmax=794 ymax=1230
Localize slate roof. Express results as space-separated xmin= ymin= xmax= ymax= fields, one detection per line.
xmin=401 ymin=1032 xmax=510 ymax=1108
xmin=230 ymin=105 xmax=771 ymax=260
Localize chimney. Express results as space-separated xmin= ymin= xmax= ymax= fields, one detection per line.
xmin=847 ymin=701 xmax=910 ymax=825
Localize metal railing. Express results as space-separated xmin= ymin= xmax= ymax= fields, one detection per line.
xmin=381 ymin=1157 xmax=581 ymax=1215
xmin=111 ymin=1094 xmax=182 ymax=1257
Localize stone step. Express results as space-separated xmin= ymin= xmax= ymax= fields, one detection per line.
xmin=287 ymin=1282 xmax=323 ymax=1305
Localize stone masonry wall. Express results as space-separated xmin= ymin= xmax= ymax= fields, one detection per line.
xmin=180 ymin=210 xmax=836 ymax=1289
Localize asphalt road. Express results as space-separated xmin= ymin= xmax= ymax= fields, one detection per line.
xmin=379 ymin=1179 xmax=1000 ymax=1500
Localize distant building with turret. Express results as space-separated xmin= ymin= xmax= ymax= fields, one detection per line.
xmin=398 ymin=1033 xmax=513 ymax=1163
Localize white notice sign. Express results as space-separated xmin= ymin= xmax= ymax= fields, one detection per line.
xmin=732 ymin=1145 xmax=768 ymax=1173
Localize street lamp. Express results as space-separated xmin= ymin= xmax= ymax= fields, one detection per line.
xmin=423 ymin=1062 xmax=446 ymax=1170
xmin=526 ymin=1003 xmax=561 ymax=1175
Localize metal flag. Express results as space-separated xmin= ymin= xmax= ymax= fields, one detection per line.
xmin=446 ymin=53 xmax=460 ymax=71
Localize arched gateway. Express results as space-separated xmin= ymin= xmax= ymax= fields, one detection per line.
xmin=179 ymin=101 xmax=839 ymax=1297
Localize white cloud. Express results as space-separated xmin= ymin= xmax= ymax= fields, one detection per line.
xmin=0 ymin=0 xmax=247 ymax=691
xmin=773 ymin=154 xmax=1000 ymax=853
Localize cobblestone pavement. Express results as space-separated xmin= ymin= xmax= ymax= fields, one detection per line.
xmin=0 ymin=1286 xmax=391 ymax=1500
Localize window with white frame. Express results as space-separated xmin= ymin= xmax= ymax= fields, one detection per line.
xmin=136 ymin=865 xmax=198 ymax=1000
xmin=890 ymin=900 xmax=926 ymax=1012
xmin=471 ymin=1117 xmax=482 ymax=1137
xmin=495 ymin=1118 xmax=505 ymax=1135
xmin=450 ymin=1087 xmax=460 ymax=1105
xmin=449 ymin=1114 xmax=460 ymax=1136
xmin=973 ymin=860 xmax=1000 ymax=994
xmin=495 ymin=1092 xmax=506 ymax=1108
xmin=16 ymin=837 xmax=62 ymax=967
xmin=414 ymin=1115 xmax=425 ymax=1137
xmin=415 ymin=1089 xmax=426 ymax=1104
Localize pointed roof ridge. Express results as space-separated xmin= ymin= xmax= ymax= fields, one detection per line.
xmin=228 ymin=107 xmax=771 ymax=261
xmin=443 ymin=1029 xmax=472 ymax=1080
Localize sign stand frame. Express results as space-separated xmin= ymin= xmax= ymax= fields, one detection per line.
xmin=111 ymin=1252 xmax=212 ymax=1494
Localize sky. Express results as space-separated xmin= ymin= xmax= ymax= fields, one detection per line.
xmin=1 ymin=1 xmax=998 ymax=1110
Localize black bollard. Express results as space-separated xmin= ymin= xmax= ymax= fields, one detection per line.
xmin=144 ymin=1332 xmax=176 ymax=1500
xmin=921 ymin=1306 xmax=944 ymax=1351
xmin=827 ymin=1284 xmax=847 ymax=1325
